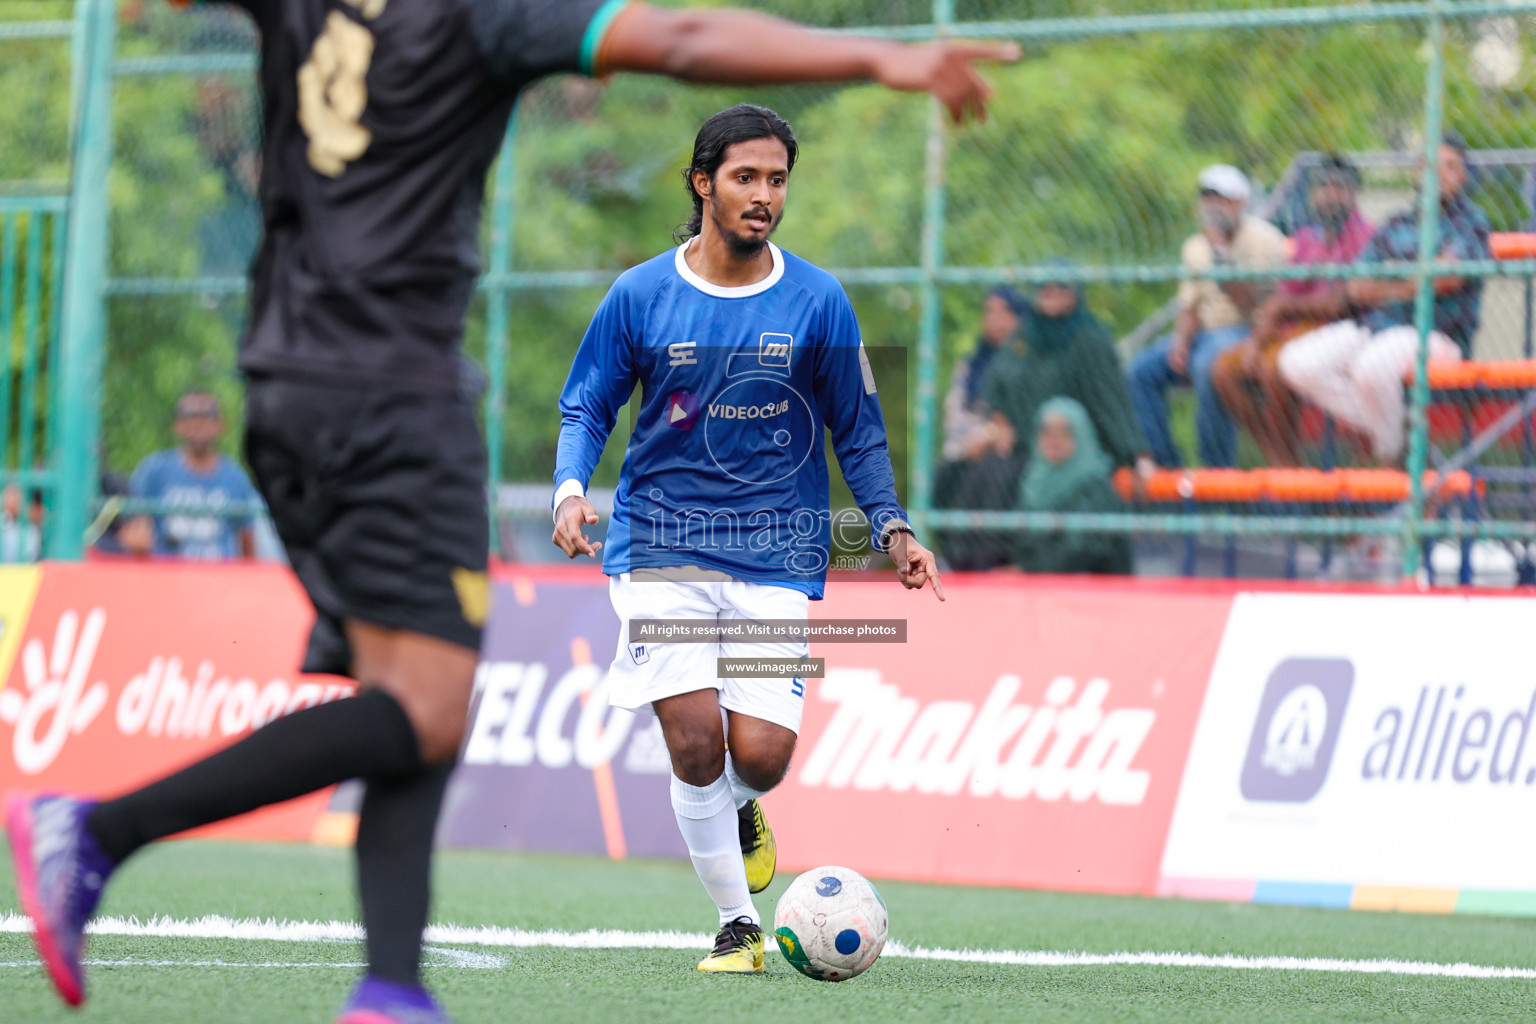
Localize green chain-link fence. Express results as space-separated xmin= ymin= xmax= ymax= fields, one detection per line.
xmin=12 ymin=0 xmax=1536 ymax=579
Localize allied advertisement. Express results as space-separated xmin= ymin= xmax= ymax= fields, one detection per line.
xmin=0 ymin=562 xmax=353 ymax=841
xmin=1160 ymin=592 xmax=1536 ymax=896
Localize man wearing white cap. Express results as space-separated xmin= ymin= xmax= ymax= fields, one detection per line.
xmin=1128 ymin=164 xmax=1288 ymax=467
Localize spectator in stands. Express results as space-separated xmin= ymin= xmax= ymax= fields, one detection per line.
xmin=1279 ymin=134 xmax=1491 ymax=463
xmin=939 ymin=285 xmax=1028 ymax=471
xmin=1012 ymin=397 xmax=1133 ymax=575
xmin=1128 ymin=165 xmax=1289 ymax=468
xmin=1211 ymin=155 xmax=1376 ymax=465
xmin=0 ymin=483 xmax=40 ymax=564
xmin=983 ymin=268 xmax=1147 ymax=474
xmin=933 ymin=286 xmax=1030 ymax=571
xmin=121 ymin=390 xmax=259 ymax=560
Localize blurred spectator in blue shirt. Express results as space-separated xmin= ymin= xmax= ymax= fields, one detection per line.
xmin=122 ymin=391 xmax=258 ymax=560
xmin=0 ymin=484 xmax=40 ymax=564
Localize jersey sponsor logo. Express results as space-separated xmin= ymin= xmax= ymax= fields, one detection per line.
xmin=708 ymin=399 xmax=791 ymax=421
xmin=726 ymin=333 xmax=794 ymax=378
xmin=630 ymin=644 xmax=650 ymax=665
xmin=798 ymin=669 xmax=1156 ymax=805
xmin=759 ymin=333 xmax=793 ymax=368
xmin=667 ymin=341 xmax=698 ymax=367
xmin=858 ymin=341 xmax=878 ymax=395
xmin=666 ymin=391 xmax=702 ymax=429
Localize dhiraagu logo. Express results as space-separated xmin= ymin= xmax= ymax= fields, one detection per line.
xmin=1240 ymin=658 xmax=1354 ymax=803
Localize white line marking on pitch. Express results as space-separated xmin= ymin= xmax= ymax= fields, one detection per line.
xmin=1 ymin=913 xmax=1533 ymax=980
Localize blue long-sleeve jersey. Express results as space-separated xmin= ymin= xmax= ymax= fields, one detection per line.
xmin=554 ymin=241 xmax=908 ymax=598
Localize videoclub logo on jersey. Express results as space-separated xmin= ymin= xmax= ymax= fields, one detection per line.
xmin=1239 ymin=658 xmax=1354 ymax=803
xmin=665 ymin=391 xmax=702 ymax=429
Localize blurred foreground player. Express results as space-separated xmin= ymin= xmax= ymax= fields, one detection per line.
xmin=552 ymin=104 xmax=944 ymax=974
xmin=4 ymin=2 xmax=1014 ymax=1021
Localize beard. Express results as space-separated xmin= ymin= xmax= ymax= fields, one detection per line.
xmin=708 ymin=193 xmax=783 ymax=260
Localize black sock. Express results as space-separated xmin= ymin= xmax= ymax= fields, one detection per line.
xmin=87 ymin=689 xmax=423 ymax=866
xmin=356 ymin=761 xmax=454 ymax=987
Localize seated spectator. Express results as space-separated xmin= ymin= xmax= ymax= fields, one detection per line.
xmin=1013 ymin=397 xmax=1133 ymax=575
xmin=0 ymin=483 xmax=40 ymax=564
xmin=934 ymin=286 xmax=1030 ymax=571
xmin=1212 ymin=155 xmax=1375 ymax=464
xmin=1128 ymin=165 xmax=1288 ymax=467
xmin=122 ymin=390 xmax=259 ymax=560
xmin=1278 ymin=134 xmax=1491 ymax=463
xmin=939 ymin=285 xmax=1029 ymax=469
xmin=983 ymin=269 xmax=1148 ymax=475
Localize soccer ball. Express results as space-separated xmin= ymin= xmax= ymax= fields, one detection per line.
xmin=772 ymin=865 xmax=888 ymax=981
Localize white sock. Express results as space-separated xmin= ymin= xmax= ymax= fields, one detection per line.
xmin=670 ymin=773 xmax=759 ymax=926
xmin=724 ymin=753 xmax=770 ymax=810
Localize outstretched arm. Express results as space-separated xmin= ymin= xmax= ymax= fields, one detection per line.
xmin=599 ymin=3 xmax=1019 ymax=123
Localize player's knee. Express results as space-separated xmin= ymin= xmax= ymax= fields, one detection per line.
xmin=384 ymin=686 xmax=470 ymax=766
xmin=668 ymin=728 xmax=726 ymax=786
xmin=732 ymin=750 xmax=791 ymax=793
xmin=415 ymin=714 xmax=466 ymax=766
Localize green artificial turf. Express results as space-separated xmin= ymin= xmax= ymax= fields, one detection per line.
xmin=2 ymin=840 xmax=1533 ymax=1023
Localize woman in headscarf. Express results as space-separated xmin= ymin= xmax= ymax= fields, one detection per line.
xmin=933 ymin=285 xmax=1031 ymax=571
xmin=1013 ymin=397 xmax=1134 ymax=575
xmin=983 ymin=270 xmax=1147 ymax=475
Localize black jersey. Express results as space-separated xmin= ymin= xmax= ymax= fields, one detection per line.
xmin=191 ymin=0 xmax=626 ymax=391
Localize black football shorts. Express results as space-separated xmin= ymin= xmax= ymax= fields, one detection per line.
xmin=244 ymin=377 xmax=490 ymax=677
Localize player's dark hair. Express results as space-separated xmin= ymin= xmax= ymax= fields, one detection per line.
xmin=676 ymin=104 xmax=798 ymax=242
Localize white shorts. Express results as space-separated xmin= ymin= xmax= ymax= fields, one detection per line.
xmin=606 ymin=569 xmax=811 ymax=735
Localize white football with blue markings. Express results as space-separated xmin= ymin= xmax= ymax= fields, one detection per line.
xmin=772 ymin=865 xmax=888 ymax=981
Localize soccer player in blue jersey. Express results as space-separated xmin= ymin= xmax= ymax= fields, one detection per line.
xmin=553 ymin=104 xmax=944 ymax=974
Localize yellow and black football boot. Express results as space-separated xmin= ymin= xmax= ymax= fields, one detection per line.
xmin=697 ymin=915 xmax=765 ymax=974
xmin=738 ymin=799 xmax=777 ymax=894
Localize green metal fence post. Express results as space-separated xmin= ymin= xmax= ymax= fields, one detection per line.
xmin=912 ymin=0 xmax=956 ymax=541
xmin=49 ymin=0 xmax=114 ymax=561
xmin=485 ymin=114 xmax=518 ymax=554
xmin=1401 ymin=0 xmax=1446 ymax=581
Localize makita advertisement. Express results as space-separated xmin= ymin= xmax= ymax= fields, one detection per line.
xmin=770 ymin=579 xmax=1227 ymax=895
xmin=4 ymin=563 xmax=1536 ymax=912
